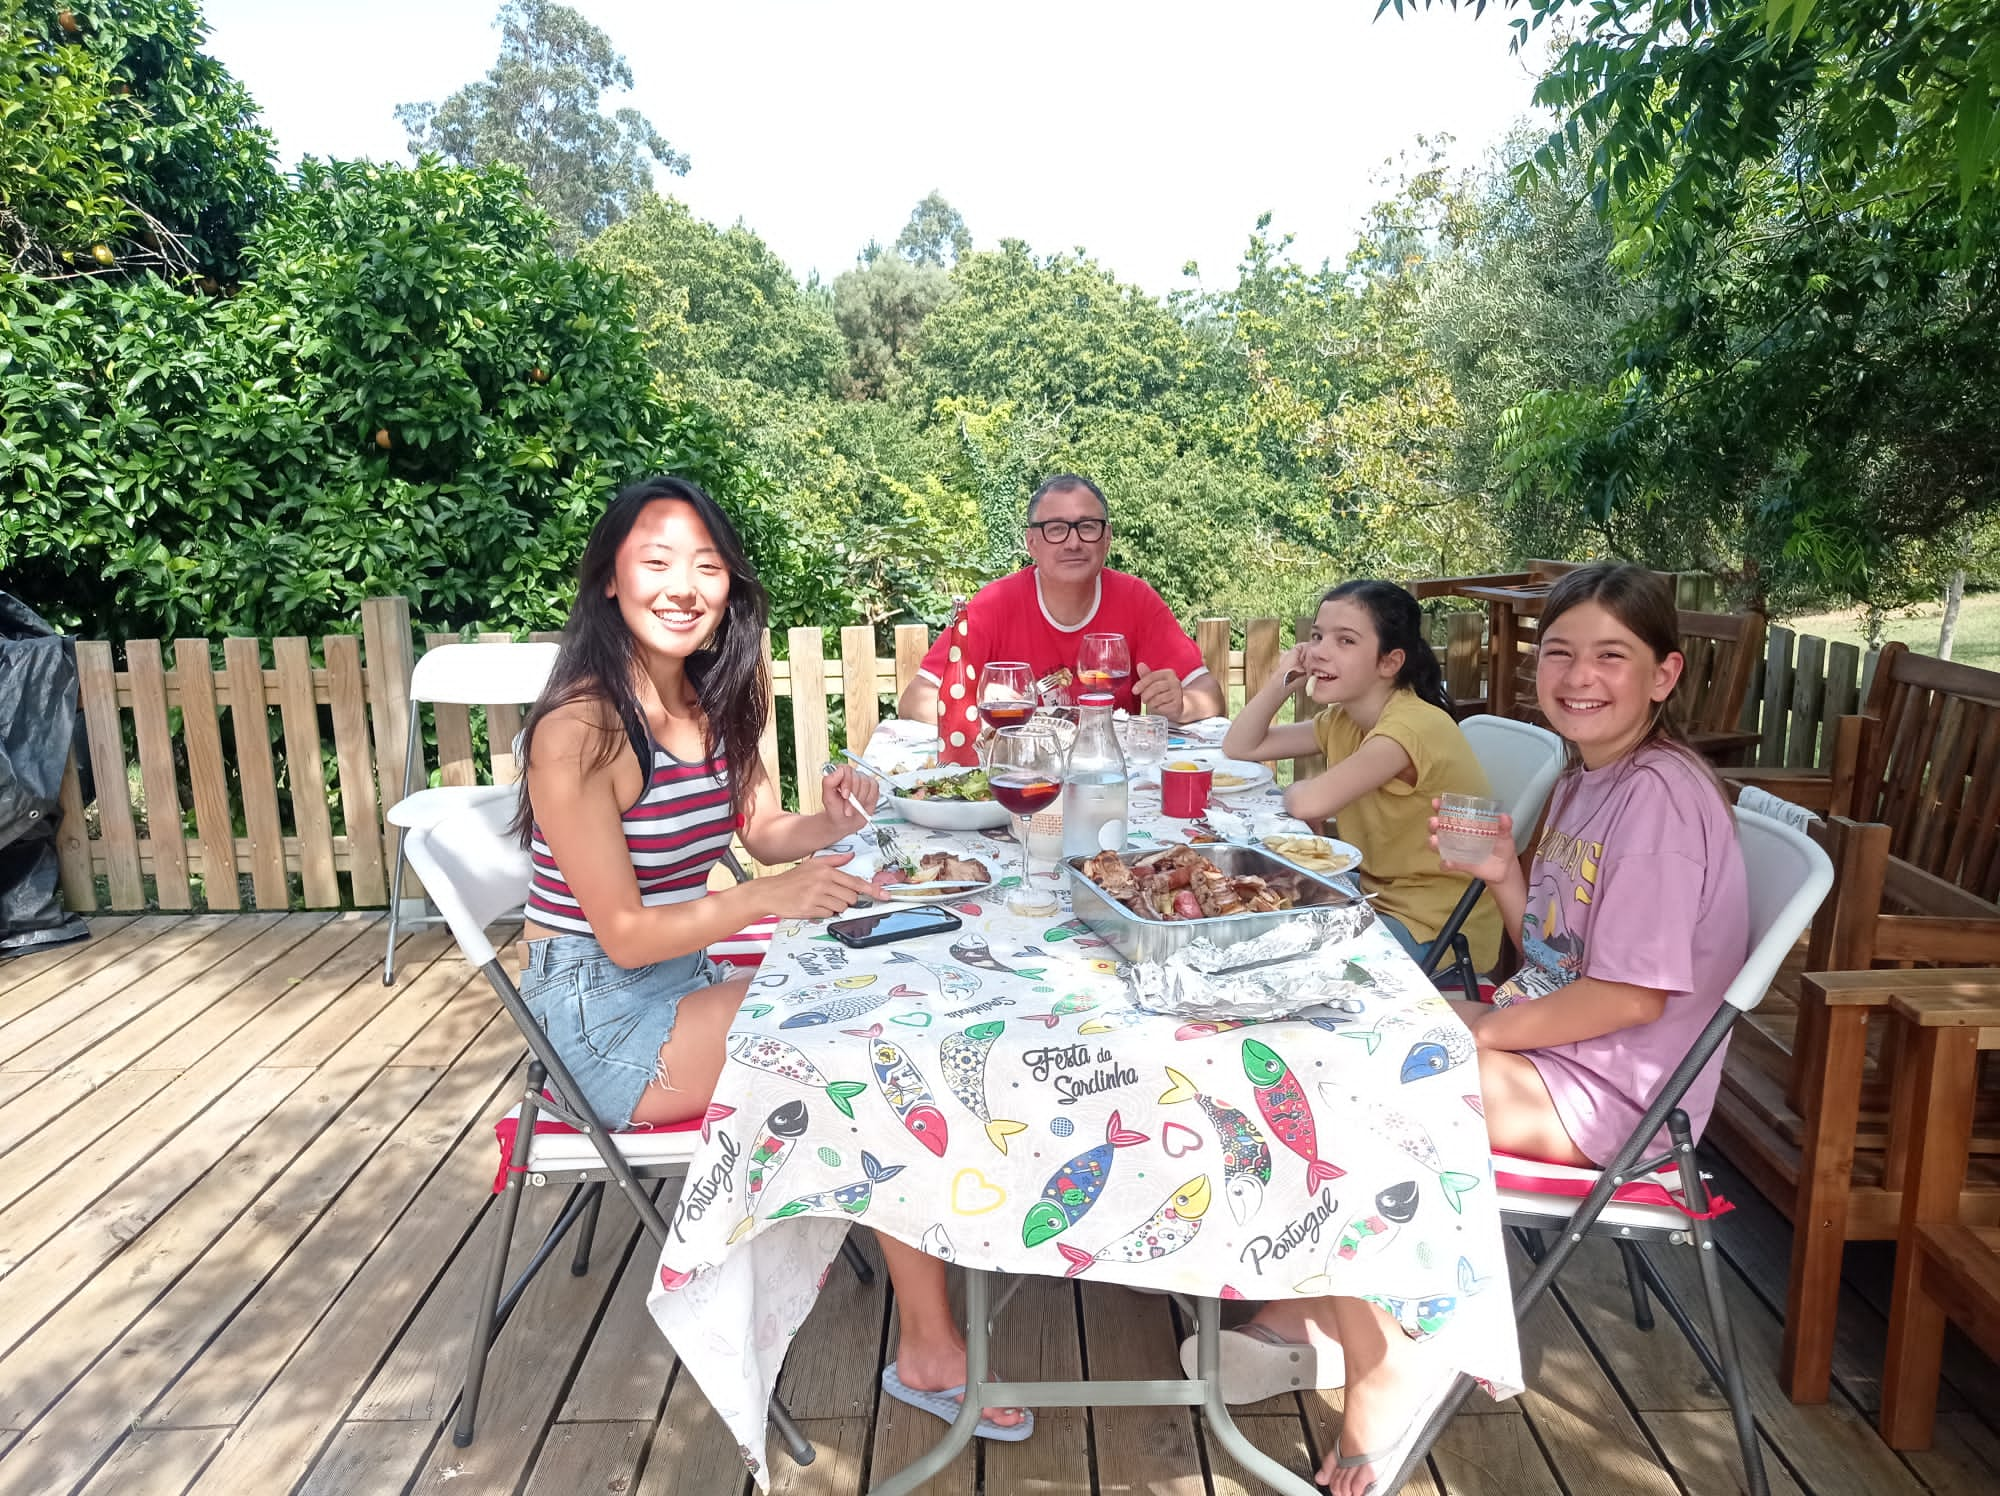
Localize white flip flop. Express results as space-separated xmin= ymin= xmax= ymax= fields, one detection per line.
xmin=1180 ymin=1322 xmax=1346 ymax=1403
xmin=880 ymin=1362 xmax=1035 ymax=1442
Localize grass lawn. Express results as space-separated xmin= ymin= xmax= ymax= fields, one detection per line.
xmin=1784 ymin=591 xmax=2000 ymax=671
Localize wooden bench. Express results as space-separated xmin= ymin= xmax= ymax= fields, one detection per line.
xmin=1878 ymin=985 xmax=2000 ymax=1449
xmin=1707 ymin=641 xmax=2000 ymax=1401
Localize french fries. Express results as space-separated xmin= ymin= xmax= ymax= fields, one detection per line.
xmin=1261 ymin=834 xmax=1356 ymax=874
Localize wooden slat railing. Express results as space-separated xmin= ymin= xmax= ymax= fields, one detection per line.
xmin=47 ymin=588 xmax=1886 ymax=914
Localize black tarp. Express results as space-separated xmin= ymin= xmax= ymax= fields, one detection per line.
xmin=0 ymin=594 xmax=89 ymax=955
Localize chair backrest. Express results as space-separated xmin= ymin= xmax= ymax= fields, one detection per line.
xmin=1725 ymin=808 xmax=1834 ymax=1013
xmin=397 ymin=790 xmax=534 ymax=967
xmin=409 ymin=641 xmax=561 ymax=708
xmin=1674 ymin=609 xmax=1765 ymax=736
xmin=1459 ymin=715 xmax=1566 ymax=854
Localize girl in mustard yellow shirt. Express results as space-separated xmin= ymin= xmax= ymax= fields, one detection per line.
xmin=1223 ymin=578 xmax=1501 ymax=971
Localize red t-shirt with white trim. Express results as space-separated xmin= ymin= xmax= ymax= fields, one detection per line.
xmin=917 ymin=567 xmax=1209 ymax=763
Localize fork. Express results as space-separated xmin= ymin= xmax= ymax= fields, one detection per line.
xmin=874 ymin=822 xmax=913 ymax=875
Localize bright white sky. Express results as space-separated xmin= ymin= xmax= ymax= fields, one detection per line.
xmin=199 ymin=0 xmax=1546 ymax=294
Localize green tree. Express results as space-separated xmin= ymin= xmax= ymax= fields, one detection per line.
xmin=396 ymin=0 xmax=685 ymax=244
xmin=895 ymin=190 xmax=971 ymax=268
xmin=584 ymin=194 xmax=842 ymax=399
xmin=831 ymin=252 xmax=954 ymax=399
xmin=0 ymin=0 xmax=277 ymax=281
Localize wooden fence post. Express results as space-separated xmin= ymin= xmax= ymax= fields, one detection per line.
xmin=76 ymin=640 xmax=144 ymax=909
xmin=1197 ymin=619 xmax=1231 ymax=700
xmin=274 ymin=636 xmax=340 ymax=907
xmin=1291 ymin=613 xmax=1325 ymax=782
xmin=789 ymin=628 xmax=828 ymax=813
xmin=54 ymin=755 xmax=96 ymax=911
xmin=224 ymin=635 xmax=288 ymax=907
xmin=1243 ymin=618 xmax=1281 ymax=701
xmin=326 ymin=633 xmax=388 ymax=906
xmin=1825 ymin=642 xmax=1862 ymax=743
xmin=893 ymin=624 xmax=931 ymax=706
xmin=361 ymin=596 xmax=415 ymax=833
xmin=125 ymin=638 xmax=192 ymax=909
xmin=1445 ymin=613 xmax=1483 ymax=706
xmin=1789 ymin=633 xmax=1827 ymax=768
xmin=841 ymin=624 xmax=879 ymax=756
xmin=175 ymin=637 xmax=241 ymax=911
xmin=1759 ymin=626 xmax=1796 ymax=767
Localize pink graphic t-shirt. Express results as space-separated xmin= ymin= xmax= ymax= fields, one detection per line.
xmin=1493 ymin=742 xmax=1749 ymax=1165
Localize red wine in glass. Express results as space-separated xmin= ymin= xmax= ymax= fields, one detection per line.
xmin=991 ymin=773 xmax=1062 ymax=816
xmin=979 ymin=699 xmax=1035 ymax=730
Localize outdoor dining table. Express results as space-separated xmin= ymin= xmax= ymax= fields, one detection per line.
xmin=648 ymin=758 xmax=1523 ymax=1493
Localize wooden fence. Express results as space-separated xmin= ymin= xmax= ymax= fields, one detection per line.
xmin=46 ymin=592 xmax=1898 ymax=915
xmin=52 ymin=600 xmax=1332 ymax=914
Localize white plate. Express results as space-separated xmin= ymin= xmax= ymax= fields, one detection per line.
xmin=885 ymin=765 xmax=1011 ymax=830
xmin=864 ymin=840 xmax=1002 ymax=901
xmin=1259 ymin=834 xmax=1363 ymax=877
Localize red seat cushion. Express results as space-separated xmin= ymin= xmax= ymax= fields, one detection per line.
xmin=492 ymin=1095 xmax=703 ymax=1192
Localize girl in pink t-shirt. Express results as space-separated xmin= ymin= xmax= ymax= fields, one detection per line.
xmin=1247 ymin=565 xmax=1748 ymax=1495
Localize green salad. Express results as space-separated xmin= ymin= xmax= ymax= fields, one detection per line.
xmin=899 ymin=768 xmax=993 ymax=802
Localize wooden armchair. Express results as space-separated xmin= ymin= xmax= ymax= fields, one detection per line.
xmin=1877 ymin=983 xmax=2000 ymax=1450
xmin=1707 ymin=641 xmax=2000 ymax=1401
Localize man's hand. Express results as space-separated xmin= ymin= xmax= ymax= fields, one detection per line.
xmin=1134 ymin=660 xmax=1185 ymax=719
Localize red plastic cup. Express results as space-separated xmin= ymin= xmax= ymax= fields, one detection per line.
xmin=1160 ymin=762 xmax=1213 ymax=819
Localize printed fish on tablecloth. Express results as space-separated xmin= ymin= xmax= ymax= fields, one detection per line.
xmin=887 ymin=949 xmax=983 ymax=1003
xmin=1021 ymin=991 xmax=1103 ymax=1027
xmin=1398 ymin=1025 xmax=1475 ymax=1083
xmin=938 ymin=1020 xmax=1027 ymax=1153
xmin=856 ymin=1026 xmax=949 ymax=1157
xmin=1365 ymin=1254 xmax=1489 ymax=1339
xmin=1160 ymin=1066 xmax=1272 ymax=1224
xmin=1022 ymin=1110 xmax=1150 ymax=1247
xmin=728 ymin=1099 xmax=811 ymax=1242
xmin=1293 ymin=1179 xmax=1424 ymax=1291
xmin=1242 ymin=1039 xmax=1342 ymax=1192
xmin=1341 ymin=995 xmax=1451 ymax=1055
xmin=778 ymin=973 xmax=884 ymax=1030
xmin=949 ymin=934 xmax=1042 ymax=979
xmin=1319 ymin=1084 xmax=1480 ymax=1211
xmin=727 ymin=1033 xmax=867 ymax=1116
xmin=770 ymin=1150 xmax=904 ymax=1219
xmin=1056 ymin=1174 xmax=1212 ymax=1278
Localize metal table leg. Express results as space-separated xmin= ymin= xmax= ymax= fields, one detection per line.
xmin=866 ymin=1277 xmax=1320 ymax=1496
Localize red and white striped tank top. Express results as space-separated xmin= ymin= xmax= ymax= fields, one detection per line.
xmin=525 ymin=740 xmax=740 ymax=938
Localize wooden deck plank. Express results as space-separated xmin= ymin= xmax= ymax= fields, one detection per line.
xmin=0 ymin=954 xmax=483 ymax=1395
xmin=0 ymin=921 xmax=462 ymax=1303
xmin=401 ymin=1212 xmax=648 ymax=1495
xmin=0 ymin=919 xmax=135 ymax=1001
xmin=1204 ymin=1412 xmax=1318 ymax=1495
xmin=0 ymin=917 xmax=182 ymax=1030
xmin=1644 ymin=1413 xmax=1809 ymax=1496
xmin=151 ymin=1010 xmax=520 ymax=1427
xmin=0 ymin=913 xmax=291 ymax=1074
xmin=523 ymin=1420 xmax=653 ymax=1496
xmin=983 ymin=1273 xmax=1088 ymax=1496
xmin=1550 ymin=1238 xmax=1723 ymax=1412
xmin=636 ymin=1366 xmax=752 ymax=1496
xmin=180 ymin=1094 xmax=522 ymax=1495
xmin=556 ymin=1189 xmax=676 ymax=1424
xmin=1430 ymin=1414 xmax=1563 ymax=1496
xmin=1902 ymin=1410 xmax=2000 ymax=1496
xmin=766 ymin=1417 xmax=867 ymax=1496
xmin=0 ymin=1070 xmax=180 ymax=1216
xmin=773 ymin=1228 xmax=886 ymax=1421
xmin=0 ymin=915 xmax=238 ymax=1066
xmin=1077 ymin=1283 xmax=1206 ymax=1495
xmin=0 ymin=912 xmax=367 ymax=1168
xmin=0 ymin=1066 xmax=449 ymax=1496
xmin=71 ymin=1427 xmax=225 ymax=1496
xmin=293 ymin=1421 xmax=437 ymax=1496
xmin=1643 ymin=1224 xmax=1929 ymax=1496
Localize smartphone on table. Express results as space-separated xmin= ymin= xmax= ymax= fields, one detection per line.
xmin=827 ymin=904 xmax=962 ymax=949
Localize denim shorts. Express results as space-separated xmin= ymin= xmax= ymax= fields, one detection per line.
xmin=1375 ymin=911 xmax=1429 ymax=963
xmin=518 ymin=935 xmax=727 ymax=1130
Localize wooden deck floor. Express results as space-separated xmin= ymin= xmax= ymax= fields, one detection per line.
xmin=0 ymin=913 xmax=1996 ymax=1496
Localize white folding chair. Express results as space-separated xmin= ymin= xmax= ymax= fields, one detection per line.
xmin=392 ymin=790 xmax=871 ymax=1463
xmin=1384 ymin=808 xmax=1834 ymax=1496
xmin=382 ymin=641 xmax=559 ymax=985
xmin=1420 ymin=715 xmax=1566 ymax=996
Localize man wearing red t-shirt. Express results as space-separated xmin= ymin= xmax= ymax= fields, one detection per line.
xmin=897 ymin=474 xmax=1225 ymax=763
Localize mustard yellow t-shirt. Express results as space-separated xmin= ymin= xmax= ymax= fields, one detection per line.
xmin=1313 ymin=690 xmax=1503 ymax=971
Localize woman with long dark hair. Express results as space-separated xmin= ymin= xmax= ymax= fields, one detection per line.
xmin=516 ymin=476 xmax=1031 ymax=1441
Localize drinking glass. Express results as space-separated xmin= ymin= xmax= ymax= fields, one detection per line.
xmin=976 ymin=661 xmax=1037 ymax=731
xmin=1077 ymin=633 xmax=1132 ymax=697
xmin=1117 ymin=712 xmax=1168 ymax=771
xmin=988 ymin=725 xmax=1063 ymax=915
xmin=1436 ymin=793 xmax=1506 ymax=867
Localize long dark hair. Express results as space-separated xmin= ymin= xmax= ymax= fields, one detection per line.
xmin=515 ymin=477 xmax=770 ymax=841
xmin=1536 ymin=562 xmax=1726 ymax=806
xmin=1321 ymin=580 xmax=1453 ymax=715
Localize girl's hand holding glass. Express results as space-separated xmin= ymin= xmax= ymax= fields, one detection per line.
xmin=1430 ymin=796 xmax=1516 ymax=884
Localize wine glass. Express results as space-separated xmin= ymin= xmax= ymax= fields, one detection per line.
xmin=976 ymin=661 xmax=1037 ymax=731
xmin=988 ymin=725 xmax=1063 ymax=915
xmin=1078 ymin=633 xmax=1132 ymax=700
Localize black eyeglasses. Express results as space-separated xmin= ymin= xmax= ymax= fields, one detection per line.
xmin=1025 ymin=518 xmax=1107 ymax=543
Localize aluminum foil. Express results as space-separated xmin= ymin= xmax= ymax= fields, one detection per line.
xmin=1119 ymin=902 xmax=1381 ymax=1019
